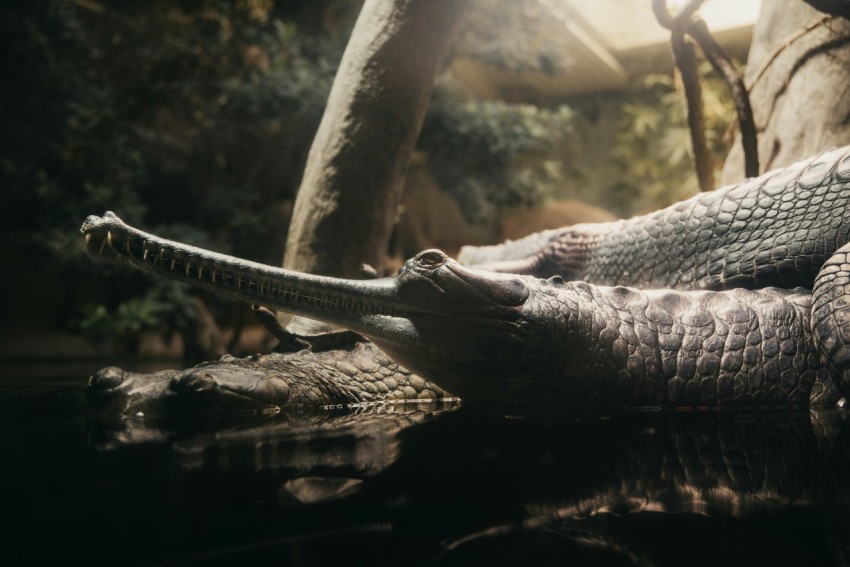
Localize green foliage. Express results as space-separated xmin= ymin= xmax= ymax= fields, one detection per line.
xmin=73 ymin=281 xmax=195 ymax=350
xmin=611 ymin=66 xmax=734 ymax=212
xmin=419 ymin=86 xmax=576 ymax=222
xmin=0 ymin=0 xmax=347 ymax=340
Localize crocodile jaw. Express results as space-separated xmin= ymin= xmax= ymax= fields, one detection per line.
xmin=81 ymin=212 xmax=417 ymax=338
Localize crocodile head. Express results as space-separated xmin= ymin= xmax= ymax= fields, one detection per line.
xmin=82 ymin=212 xmax=552 ymax=399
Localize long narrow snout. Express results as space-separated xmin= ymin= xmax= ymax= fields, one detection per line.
xmin=81 ymin=212 xmax=403 ymax=333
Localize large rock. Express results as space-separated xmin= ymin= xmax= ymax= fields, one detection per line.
xmin=722 ymin=0 xmax=850 ymax=184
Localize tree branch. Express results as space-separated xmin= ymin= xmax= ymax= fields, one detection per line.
xmin=671 ymin=29 xmax=715 ymax=191
xmin=654 ymin=0 xmax=759 ymax=185
xmin=687 ymin=18 xmax=759 ymax=178
xmin=284 ymin=0 xmax=469 ymax=278
xmin=652 ymin=0 xmax=706 ymax=30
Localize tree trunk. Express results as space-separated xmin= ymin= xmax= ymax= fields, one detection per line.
xmin=721 ymin=0 xmax=850 ymax=184
xmin=284 ymin=0 xmax=468 ymax=279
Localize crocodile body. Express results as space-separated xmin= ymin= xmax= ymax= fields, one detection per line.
xmin=81 ymin=147 xmax=850 ymax=410
xmin=460 ymin=146 xmax=850 ymax=290
xmin=88 ymin=342 xmax=448 ymax=418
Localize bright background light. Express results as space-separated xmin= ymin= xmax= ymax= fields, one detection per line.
xmin=566 ymin=0 xmax=763 ymax=52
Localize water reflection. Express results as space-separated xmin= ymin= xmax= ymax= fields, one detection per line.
xmin=76 ymin=404 xmax=850 ymax=565
xmin=91 ymin=400 xmax=457 ymax=482
xmin=7 ymin=376 xmax=850 ymax=565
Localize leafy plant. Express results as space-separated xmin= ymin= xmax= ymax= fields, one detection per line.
xmin=73 ymin=281 xmax=195 ymax=351
xmin=610 ymin=65 xmax=734 ymax=213
xmin=419 ymin=85 xmax=576 ymax=222
xmin=0 ymin=1 xmax=348 ymax=343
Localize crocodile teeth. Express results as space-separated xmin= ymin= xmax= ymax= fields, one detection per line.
xmin=185 ymin=263 xmax=192 ymax=276
xmin=144 ymin=248 xmax=150 ymax=261
xmin=107 ymin=231 xmax=113 ymax=249
xmin=99 ymin=238 xmax=107 ymax=255
xmin=85 ymin=233 xmax=92 ymax=245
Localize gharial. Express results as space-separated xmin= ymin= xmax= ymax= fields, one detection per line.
xmin=82 ymin=146 xmax=850 ymax=412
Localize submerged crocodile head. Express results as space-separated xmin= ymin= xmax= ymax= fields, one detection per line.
xmin=81 ymin=212 xmax=554 ymax=398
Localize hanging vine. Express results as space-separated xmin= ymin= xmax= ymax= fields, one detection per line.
xmin=652 ymin=0 xmax=759 ymax=189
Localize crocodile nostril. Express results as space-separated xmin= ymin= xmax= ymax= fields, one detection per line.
xmin=88 ymin=367 xmax=126 ymax=391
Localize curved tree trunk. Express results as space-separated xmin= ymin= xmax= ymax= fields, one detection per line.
xmin=721 ymin=0 xmax=850 ymax=183
xmin=284 ymin=0 xmax=468 ymax=279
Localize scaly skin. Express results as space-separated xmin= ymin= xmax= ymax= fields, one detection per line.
xmin=492 ymin=279 xmax=835 ymax=407
xmin=459 ymin=146 xmax=850 ymax=290
xmin=812 ymin=244 xmax=850 ymax=401
xmin=80 ymin=227 xmax=848 ymax=409
xmin=88 ymin=342 xmax=449 ymax=418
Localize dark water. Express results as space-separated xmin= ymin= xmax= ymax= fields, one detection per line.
xmin=4 ymin=367 xmax=850 ymax=566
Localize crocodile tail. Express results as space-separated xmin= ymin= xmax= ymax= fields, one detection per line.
xmin=812 ymin=241 xmax=850 ymax=405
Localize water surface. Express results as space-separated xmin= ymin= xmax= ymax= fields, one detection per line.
xmin=4 ymin=367 xmax=850 ymax=566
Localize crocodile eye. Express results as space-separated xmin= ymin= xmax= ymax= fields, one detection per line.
xmin=414 ymin=249 xmax=448 ymax=269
